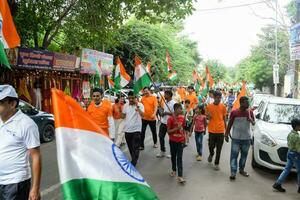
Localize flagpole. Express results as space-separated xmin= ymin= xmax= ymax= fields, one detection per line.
xmin=139 ymin=61 xmax=188 ymax=144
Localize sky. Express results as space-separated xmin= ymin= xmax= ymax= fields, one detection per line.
xmin=183 ymin=0 xmax=290 ymax=67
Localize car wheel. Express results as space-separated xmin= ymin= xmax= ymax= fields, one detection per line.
xmin=41 ymin=123 xmax=55 ymax=142
xmin=251 ymin=145 xmax=259 ymax=168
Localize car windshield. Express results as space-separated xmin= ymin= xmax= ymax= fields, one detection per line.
xmin=263 ymin=103 xmax=300 ymax=124
xmin=252 ymin=96 xmax=267 ymax=107
xmin=19 ymin=101 xmax=35 ymax=114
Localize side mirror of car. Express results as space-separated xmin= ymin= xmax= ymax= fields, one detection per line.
xmin=255 ymin=113 xmax=261 ymax=119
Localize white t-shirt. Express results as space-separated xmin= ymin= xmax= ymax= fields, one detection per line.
xmin=0 ymin=110 xmax=40 ymax=184
xmin=122 ymin=103 xmax=144 ymax=133
xmin=161 ymin=99 xmax=175 ymax=124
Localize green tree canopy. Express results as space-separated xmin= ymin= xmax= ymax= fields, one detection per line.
xmin=235 ymin=25 xmax=289 ymax=89
xmin=11 ymin=0 xmax=195 ymax=50
xmin=108 ymin=19 xmax=201 ymax=84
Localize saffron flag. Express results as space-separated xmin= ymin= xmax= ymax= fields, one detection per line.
xmin=146 ymin=61 xmax=151 ymax=74
xmin=0 ymin=0 xmax=20 ymax=68
xmin=232 ymin=81 xmax=247 ymax=110
xmin=166 ymin=51 xmax=172 ymax=72
xmin=52 ymin=89 xmax=158 ymax=200
xmin=114 ymin=57 xmax=131 ymax=89
xmin=133 ymin=56 xmax=151 ymax=95
xmin=206 ymin=66 xmax=214 ymax=88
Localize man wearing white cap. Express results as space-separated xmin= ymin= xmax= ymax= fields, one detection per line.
xmin=0 ymin=85 xmax=41 ymax=200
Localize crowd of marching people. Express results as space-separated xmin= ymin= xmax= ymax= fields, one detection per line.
xmin=0 ymin=83 xmax=299 ymax=199
xmin=86 ymin=84 xmax=300 ymax=192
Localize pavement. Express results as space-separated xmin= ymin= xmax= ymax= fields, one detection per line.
xmin=40 ymin=127 xmax=298 ymax=200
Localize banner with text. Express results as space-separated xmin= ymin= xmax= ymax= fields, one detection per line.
xmin=290 ymin=23 xmax=300 ymax=61
xmin=53 ymin=53 xmax=77 ymax=71
xmin=17 ymin=48 xmax=54 ymax=69
xmin=80 ymin=48 xmax=113 ymax=75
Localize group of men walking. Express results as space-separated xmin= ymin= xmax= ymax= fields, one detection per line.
xmin=1 ymin=83 xmax=299 ymax=199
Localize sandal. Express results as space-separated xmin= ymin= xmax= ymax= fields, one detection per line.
xmin=169 ymin=171 xmax=176 ymax=177
xmin=177 ymin=177 xmax=186 ymax=183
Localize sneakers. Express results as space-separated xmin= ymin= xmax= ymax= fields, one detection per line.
xmin=196 ymin=155 xmax=202 ymax=161
xmin=140 ymin=146 xmax=144 ymax=150
xmin=153 ymin=144 xmax=158 ymax=148
xmin=239 ymin=170 xmax=250 ymax=177
xmin=272 ymin=183 xmax=286 ymax=192
xmin=156 ymin=151 xmax=165 ymax=158
xmin=207 ymin=155 xmax=213 ymax=163
xmin=166 ymin=154 xmax=171 ymax=158
xmin=229 ymin=174 xmax=236 ymax=180
xmin=214 ymin=164 xmax=220 ymax=171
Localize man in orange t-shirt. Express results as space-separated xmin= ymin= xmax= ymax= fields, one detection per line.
xmin=205 ymin=90 xmax=227 ymax=170
xmin=140 ymin=87 xmax=158 ymax=150
xmin=185 ymin=85 xmax=198 ymax=110
xmin=87 ymin=88 xmax=114 ymax=138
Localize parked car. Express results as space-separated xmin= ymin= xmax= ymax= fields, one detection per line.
xmin=19 ymin=100 xmax=55 ymax=143
xmin=104 ymin=89 xmax=136 ymax=102
xmin=250 ymin=93 xmax=273 ymax=110
xmin=252 ymin=97 xmax=300 ymax=170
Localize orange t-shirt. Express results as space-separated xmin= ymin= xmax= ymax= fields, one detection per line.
xmin=87 ymin=99 xmax=112 ymax=134
xmin=177 ymin=88 xmax=186 ymax=101
xmin=206 ymin=103 xmax=227 ymax=133
xmin=185 ymin=93 xmax=198 ymax=110
xmin=112 ymin=103 xmax=123 ymax=120
xmin=141 ymin=95 xmax=158 ymax=121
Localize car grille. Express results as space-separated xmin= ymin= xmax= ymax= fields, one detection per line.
xmin=259 ymin=150 xmax=273 ymax=164
xmin=277 ymin=147 xmax=288 ymax=162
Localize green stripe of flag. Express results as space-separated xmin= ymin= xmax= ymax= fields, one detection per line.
xmin=61 ymin=179 xmax=159 ymax=200
xmin=0 ymin=42 xmax=10 ymax=69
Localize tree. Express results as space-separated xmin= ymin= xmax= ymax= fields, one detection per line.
xmin=235 ymin=25 xmax=289 ymax=89
xmin=202 ymin=59 xmax=228 ymax=83
xmin=11 ymin=0 xmax=195 ymax=50
xmin=108 ymin=19 xmax=201 ymax=84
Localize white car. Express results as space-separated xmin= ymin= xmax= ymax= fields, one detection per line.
xmin=104 ymin=89 xmax=132 ymax=103
xmin=252 ymin=97 xmax=300 ymax=170
xmin=250 ymin=93 xmax=273 ymax=110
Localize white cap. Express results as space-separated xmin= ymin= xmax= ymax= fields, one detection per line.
xmin=0 ymin=85 xmax=18 ymax=101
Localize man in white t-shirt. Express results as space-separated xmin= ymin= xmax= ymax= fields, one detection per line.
xmin=157 ymin=90 xmax=175 ymax=158
xmin=121 ymin=91 xmax=144 ymax=166
xmin=0 ymin=85 xmax=41 ymax=200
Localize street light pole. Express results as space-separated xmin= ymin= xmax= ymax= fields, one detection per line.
xmin=274 ymin=0 xmax=278 ymax=96
xmin=295 ymin=0 xmax=300 ymax=98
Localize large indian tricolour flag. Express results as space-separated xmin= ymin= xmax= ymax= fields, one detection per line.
xmin=133 ymin=56 xmax=151 ymax=95
xmin=0 ymin=0 xmax=21 ymax=68
xmin=114 ymin=57 xmax=131 ymax=89
xmin=52 ymin=89 xmax=158 ymax=200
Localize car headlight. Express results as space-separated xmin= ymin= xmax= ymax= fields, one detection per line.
xmin=260 ymin=132 xmax=277 ymax=147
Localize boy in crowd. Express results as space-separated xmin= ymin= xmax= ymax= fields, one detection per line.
xmin=273 ymin=118 xmax=300 ymax=193
xmin=167 ymin=103 xmax=186 ymax=183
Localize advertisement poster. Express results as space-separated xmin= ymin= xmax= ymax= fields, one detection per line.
xmin=80 ymin=48 xmax=113 ymax=75
xmin=290 ymin=23 xmax=300 ymax=61
xmin=53 ymin=53 xmax=77 ymax=71
xmin=17 ymin=48 xmax=54 ymax=69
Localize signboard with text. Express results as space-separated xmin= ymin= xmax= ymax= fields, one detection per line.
xmin=53 ymin=53 xmax=77 ymax=71
xmin=17 ymin=48 xmax=54 ymax=69
xmin=80 ymin=48 xmax=113 ymax=75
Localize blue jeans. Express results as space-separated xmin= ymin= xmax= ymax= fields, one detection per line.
xmin=276 ymin=150 xmax=300 ymax=186
xmin=195 ymin=131 xmax=204 ymax=156
xmin=230 ymin=139 xmax=251 ymax=174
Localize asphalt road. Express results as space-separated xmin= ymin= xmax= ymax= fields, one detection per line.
xmin=40 ymin=127 xmax=298 ymax=200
